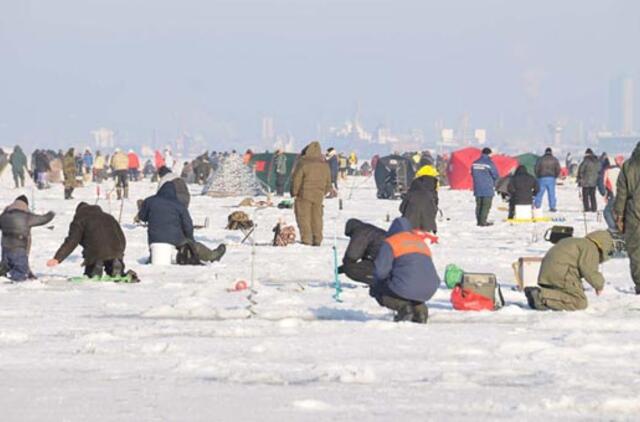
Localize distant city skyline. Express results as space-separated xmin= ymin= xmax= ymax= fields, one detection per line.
xmin=1 ymin=0 xmax=639 ymax=151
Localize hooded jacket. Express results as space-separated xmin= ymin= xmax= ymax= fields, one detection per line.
xmin=577 ymin=153 xmax=601 ymax=188
xmin=471 ymin=154 xmax=499 ymax=197
xmin=291 ymin=142 xmax=332 ymax=203
xmin=53 ymin=203 xmax=125 ymax=265
xmin=538 ymin=230 xmax=614 ymax=292
xmin=507 ymin=165 xmax=539 ymax=205
xmin=157 ymin=170 xmax=190 ymax=208
xmin=0 ymin=200 xmax=54 ymax=251
xmin=343 ymin=219 xmax=386 ymax=264
xmin=399 ymin=174 xmax=439 ymax=233
xmin=138 ymin=182 xmax=194 ymax=246
xmin=534 ymin=153 xmax=561 ymax=178
xmin=373 ymin=217 xmax=440 ymax=302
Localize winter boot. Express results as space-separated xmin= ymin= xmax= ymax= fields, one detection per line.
xmin=209 ymin=244 xmax=226 ymax=262
xmin=412 ymin=304 xmax=429 ymax=324
xmin=0 ymin=261 xmax=9 ymax=278
xmin=524 ymin=287 xmax=548 ymax=310
xmin=394 ymin=304 xmax=415 ymax=322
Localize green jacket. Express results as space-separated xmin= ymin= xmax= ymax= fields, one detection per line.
xmin=614 ymin=143 xmax=640 ymax=226
xmin=538 ymin=230 xmax=614 ymax=292
xmin=9 ymin=146 xmax=27 ymax=173
xmin=62 ymin=149 xmax=77 ymax=183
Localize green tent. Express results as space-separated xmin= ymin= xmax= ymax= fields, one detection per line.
xmin=516 ymin=153 xmax=540 ymax=176
xmin=249 ymin=152 xmax=299 ymax=193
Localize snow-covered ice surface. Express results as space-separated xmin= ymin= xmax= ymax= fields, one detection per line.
xmin=1 ymin=176 xmax=639 ymax=421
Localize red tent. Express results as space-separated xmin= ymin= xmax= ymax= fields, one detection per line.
xmin=447 ymin=147 xmax=519 ymax=190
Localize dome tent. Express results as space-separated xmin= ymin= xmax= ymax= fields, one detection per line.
xmin=446 ymin=147 xmax=518 ymax=190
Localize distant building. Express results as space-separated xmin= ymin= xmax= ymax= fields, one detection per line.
xmin=262 ymin=117 xmax=275 ymax=144
xmin=609 ymin=76 xmax=635 ymax=135
xmin=91 ymin=128 xmax=115 ymax=149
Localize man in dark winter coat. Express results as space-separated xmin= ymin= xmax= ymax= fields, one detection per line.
xmin=33 ymin=150 xmax=51 ymax=189
xmin=138 ymin=182 xmax=225 ymax=264
xmin=577 ymin=148 xmax=601 ymax=212
xmin=471 ymin=147 xmax=499 ymax=226
xmin=400 ymin=164 xmax=439 ymax=233
xmin=47 ymin=203 xmax=135 ymax=279
xmin=291 ymin=141 xmax=332 ymax=245
xmin=370 ymin=217 xmax=440 ymax=323
xmin=534 ymin=147 xmax=561 ymax=212
xmin=338 ymin=219 xmax=385 ymax=285
xmin=9 ymin=146 xmax=28 ymax=188
xmin=507 ymin=165 xmax=539 ymax=219
xmin=0 ymin=196 xmax=54 ymax=281
xmin=157 ymin=166 xmax=190 ymax=209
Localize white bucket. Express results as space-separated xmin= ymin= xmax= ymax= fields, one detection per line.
xmin=532 ymin=207 xmax=544 ymax=220
xmin=150 ymin=243 xmax=175 ymax=266
xmin=514 ymin=205 xmax=533 ymax=220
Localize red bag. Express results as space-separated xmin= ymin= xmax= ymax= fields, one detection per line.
xmin=450 ymin=285 xmax=495 ymax=311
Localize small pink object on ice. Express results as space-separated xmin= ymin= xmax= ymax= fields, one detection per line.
xmin=233 ymin=280 xmax=248 ymax=291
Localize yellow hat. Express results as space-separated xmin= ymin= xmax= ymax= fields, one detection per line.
xmin=415 ymin=165 xmax=439 ymax=178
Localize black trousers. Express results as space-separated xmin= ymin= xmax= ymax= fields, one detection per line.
xmin=115 ymin=170 xmax=129 ymax=188
xmin=582 ymin=187 xmax=597 ymax=212
xmin=338 ymin=259 xmax=375 ymax=285
xmin=275 ymin=173 xmax=286 ymax=196
xmin=84 ymin=258 xmax=125 ymax=278
xmin=370 ymin=281 xmax=419 ymax=311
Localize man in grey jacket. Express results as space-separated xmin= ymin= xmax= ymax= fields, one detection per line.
xmin=0 ymin=196 xmax=54 ymax=281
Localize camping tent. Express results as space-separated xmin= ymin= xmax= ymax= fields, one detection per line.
xmin=249 ymin=152 xmax=298 ymax=193
xmin=374 ymin=154 xmax=415 ymax=199
xmin=447 ymin=147 xmax=519 ymax=190
xmin=516 ymin=153 xmax=540 ymax=176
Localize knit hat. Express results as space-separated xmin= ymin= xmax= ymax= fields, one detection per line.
xmin=545 ymin=147 xmax=552 ymax=154
xmin=16 ymin=195 xmax=28 ymax=206
xmin=482 ymin=147 xmax=492 ymax=155
xmin=158 ymin=166 xmax=171 ymax=177
xmin=585 ymin=148 xmax=594 ymax=155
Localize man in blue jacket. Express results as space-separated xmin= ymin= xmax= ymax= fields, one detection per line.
xmin=370 ymin=217 xmax=440 ymax=323
xmin=138 ymin=183 xmax=225 ymax=264
xmin=471 ymin=147 xmax=499 ymax=226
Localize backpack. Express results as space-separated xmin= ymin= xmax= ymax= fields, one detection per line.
xmin=226 ymin=211 xmax=254 ymax=231
xmin=544 ymin=225 xmax=573 ymax=244
xmin=272 ymin=222 xmax=296 ymax=246
xmin=451 ymin=273 xmax=504 ymax=311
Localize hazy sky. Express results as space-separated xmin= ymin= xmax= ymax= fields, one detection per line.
xmin=1 ymin=0 xmax=639 ymax=147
